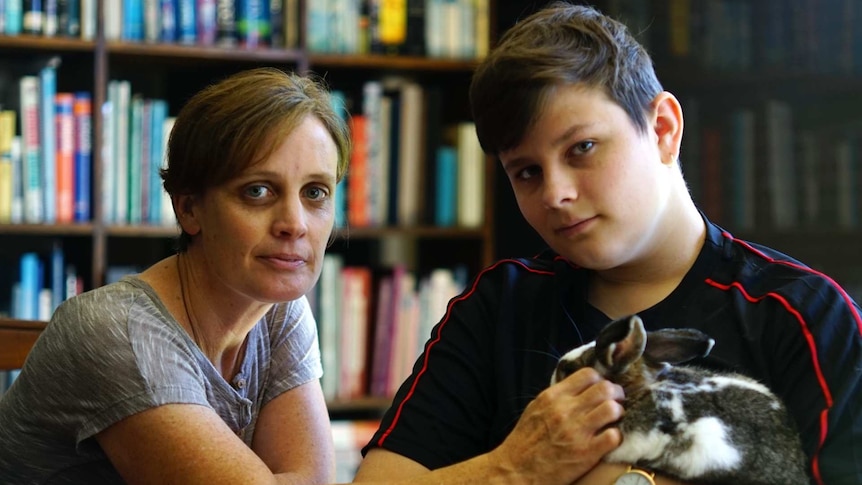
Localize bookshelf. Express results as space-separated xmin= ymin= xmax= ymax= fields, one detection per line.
xmin=0 ymin=0 xmax=498 ymax=409
xmin=490 ymin=0 xmax=862 ymax=300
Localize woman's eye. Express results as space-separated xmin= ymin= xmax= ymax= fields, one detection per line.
xmin=244 ymin=185 xmax=271 ymax=199
xmin=305 ymin=185 xmax=328 ymax=201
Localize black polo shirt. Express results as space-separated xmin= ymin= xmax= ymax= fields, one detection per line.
xmin=363 ymin=218 xmax=862 ymax=485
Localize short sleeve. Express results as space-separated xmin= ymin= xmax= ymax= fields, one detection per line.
xmin=261 ymin=297 xmax=323 ymax=406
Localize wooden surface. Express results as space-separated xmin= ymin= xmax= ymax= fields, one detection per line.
xmin=0 ymin=319 xmax=47 ymax=370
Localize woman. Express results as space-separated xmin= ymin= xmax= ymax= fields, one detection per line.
xmin=0 ymin=68 xmax=350 ymax=484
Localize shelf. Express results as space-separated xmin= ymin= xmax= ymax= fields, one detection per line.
xmin=334 ymin=225 xmax=487 ymax=239
xmin=0 ymin=223 xmax=96 ymax=236
xmin=106 ymin=41 xmax=305 ymax=63
xmin=104 ymin=225 xmax=180 ymax=238
xmin=308 ymin=53 xmax=479 ymax=72
xmin=0 ymin=34 xmax=96 ymax=52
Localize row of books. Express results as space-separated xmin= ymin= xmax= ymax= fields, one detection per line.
xmin=612 ymin=0 xmax=862 ymax=75
xmin=0 ymin=0 xmax=97 ymax=39
xmin=335 ymin=80 xmax=485 ymax=230
xmin=309 ymin=253 xmax=468 ymax=401
xmin=682 ymin=99 xmax=861 ymax=231
xmin=102 ymin=80 xmax=176 ymax=226
xmin=0 ymin=60 xmax=92 ymax=225
xmin=307 ymin=0 xmax=489 ymax=59
xmin=2 ymin=242 xmax=82 ymax=322
xmin=104 ymin=0 xmax=298 ymax=49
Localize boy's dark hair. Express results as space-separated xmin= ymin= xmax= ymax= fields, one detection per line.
xmin=162 ymin=68 xmax=350 ymax=252
xmin=470 ymin=2 xmax=663 ymax=156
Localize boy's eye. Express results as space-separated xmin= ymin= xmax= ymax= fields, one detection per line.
xmin=516 ymin=166 xmax=541 ymax=181
xmin=570 ymin=141 xmax=595 ymax=156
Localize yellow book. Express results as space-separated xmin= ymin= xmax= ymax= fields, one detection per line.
xmin=379 ymin=0 xmax=407 ymax=46
xmin=0 ymin=110 xmax=16 ymax=224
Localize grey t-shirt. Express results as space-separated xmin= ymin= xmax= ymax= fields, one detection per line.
xmin=0 ymin=275 xmax=322 ymax=484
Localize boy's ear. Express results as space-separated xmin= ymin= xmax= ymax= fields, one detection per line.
xmin=651 ymin=91 xmax=683 ymax=166
xmin=173 ymin=194 xmax=202 ymax=237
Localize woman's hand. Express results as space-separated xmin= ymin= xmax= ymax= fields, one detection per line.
xmin=487 ymin=367 xmax=626 ymax=485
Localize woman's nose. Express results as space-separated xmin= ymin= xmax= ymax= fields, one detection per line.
xmin=272 ymin=195 xmax=308 ymax=237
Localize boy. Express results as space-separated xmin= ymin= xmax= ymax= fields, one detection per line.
xmin=355 ymin=3 xmax=861 ymax=485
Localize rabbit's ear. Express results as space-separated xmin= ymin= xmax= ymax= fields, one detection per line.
xmin=595 ymin=315 xmax=646 ymax=374
xmin=643 ymin=328 xmax=715 ymax=365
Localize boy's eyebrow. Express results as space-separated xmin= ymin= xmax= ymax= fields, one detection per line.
xmin=501 ymin=122 xmax=596 ymax=170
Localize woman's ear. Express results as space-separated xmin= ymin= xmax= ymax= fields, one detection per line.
xmin=173 ymin=194 xmax=201 ymax=237
xmin=651 ymin=91 xmax=683 ymax=166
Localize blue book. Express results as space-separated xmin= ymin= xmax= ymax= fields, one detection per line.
xmin=73 ymin=92 xmax=91 ymax=222
xmin=17 ymin=252 xmax=40 ymax=320
xmin=122 ymin=0 xmax=144 ymax=40
xmin=236 ymin=0 xmax=268 ymax=48
xmin=5 ymin=0 xmax=23 ymax=34
xmin=148 ymin=99 xmax=167 ymax=224
xmin=159 ymin=0 xmax=177 ymax=41
xmin=329 ymin=91 xmax=348 ymax=227
xmin=50 ymin=240 xmax=63 ymax=311
xmin=176 ymin=0 xmax=195 ymax=43
xmin=434 ymin=145 xmax=456 ymax=227
xmin=40 ymin=61 xmax=58 ymax=224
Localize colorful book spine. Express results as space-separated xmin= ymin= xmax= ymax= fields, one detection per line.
xmin=55 ymin=92 xmax=75 ymax=224
xmin=73 ymin=92 xmax=92 ymax=222
xmin=17 ymin=252 xmax=40 ymax=320
xmin=40 ymin=62 xmax=58 ymax=224
xmin=196 ymin=0 xmax=216 ymax=44
xmin=148 ymin=99 xmax=167 ymax=224
xmin=122 ymin=0 xmax=144 ymax=40
xmin=159 ymin=0 xmax=177 ymax=41
xmin=128 ymin=95 xmax=144 ymax=224
xmin=0 ymin=111 xmax=14 ymax=224
xmin=434 ymin=145 xmax=456 ymax=227
xmin=176 ymin=0 xmax=196 ymax=43
xmin=215 ymin=0 xmax=237 ymax=46
xmin=22 ymin=0 xmax=43 ymax=34
xmin=5 ymin=0 xmax=23 ymax=34
xmin=19 ymin=75 xmax=43 ymax=224
xmin=236 ymin=0 xmax=269 ymax=48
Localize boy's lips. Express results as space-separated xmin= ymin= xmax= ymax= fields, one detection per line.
xmin=555 ymin=216 xmax=596 ymax=236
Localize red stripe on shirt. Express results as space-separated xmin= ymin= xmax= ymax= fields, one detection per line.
xmin=707 ymin=230 xmax=862 ymax=485
xmin=377 ymin=259 xmax=555 ymax=446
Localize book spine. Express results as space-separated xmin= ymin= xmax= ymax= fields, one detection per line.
xmin=43 ymin=0 xmax=57 ymax=35
xmin=23 ymin=0 xmax=44 ymax=34
xmin=0 ymin=111 xmax=14 ymax=224
xmin=5 ymin=0 xmax=23 ymax=34
xmin=55 ymin=92 xmax=75 ymax=224
xmin=73 ymin=92 xmax=92 ymax=222
xmin=176 ymin=0 xmax=196 ymax=44
xmin=215 ymin=0 xmax=236 ymax=46
xmin=122 ymin=0 xmax=144 ymax=40
xmin=40 ymin=62 xmax=57 ymax=224
xmin=19 ymin=75 xmax=43 ymax=224
xmin=196 ymin=0 xmax=216 ymax=45
xmin=128 ymin=95 xmax=144 ymax=225
xmin=159 ymin=0 xmax=177 ymax=41
xmin=144 ymin=0 xmax=160 ymax=42
xmin=236 ymin=0 xmax=269 ymax=48
xmin=148 ymin=99 xmax=167 ymax=224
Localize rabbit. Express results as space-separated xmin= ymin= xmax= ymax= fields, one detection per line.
xmin=550 ymin=314 xmax=808 ymax=485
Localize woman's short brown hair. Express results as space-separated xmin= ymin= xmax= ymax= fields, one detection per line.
xmin=162 ymin=67 xmax=350 ymax=251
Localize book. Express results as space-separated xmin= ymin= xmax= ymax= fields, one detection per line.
xmin=339 ymin=266 xmax=372 ymax=400
xmin=215 ymin=0 xmax=237 ymax=46
xmin=19 ymin=75 xmax=43 ymax=224
xmin=73 ymin=92 xmax=92 ymax=222
xmin=0 ymin=110 xmax=15 ymax=224
xmin=317 ymin=253 xmax=343 ymax=401
xmin=347 ymin=114 xmax=369 ymax=227
xmin=40 ymin=61 xmax=58 ymax=224
xmin=455 ymin=121 xmax=484 ymax=228
xmin=433 ymin=145 xmax=456 ymax=227
xmin=55 ymin=92 xmax=75 ymax=224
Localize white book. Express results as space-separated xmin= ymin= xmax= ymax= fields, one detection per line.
xmin=318 ymin=253 xmax=343 ymax=401
xmin=19 ymin=75 xmax=43 ymax=224
xmin=456 ymin=121 xmax=484 ymax=228
xmin=113 ymin=80 xmax=131 ymax=224
xmin=393 ymin=80 xmax=424 ymax=226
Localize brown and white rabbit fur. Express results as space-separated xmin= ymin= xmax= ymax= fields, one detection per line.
xmin=551 ymin=315 xmax=808 ymax=485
